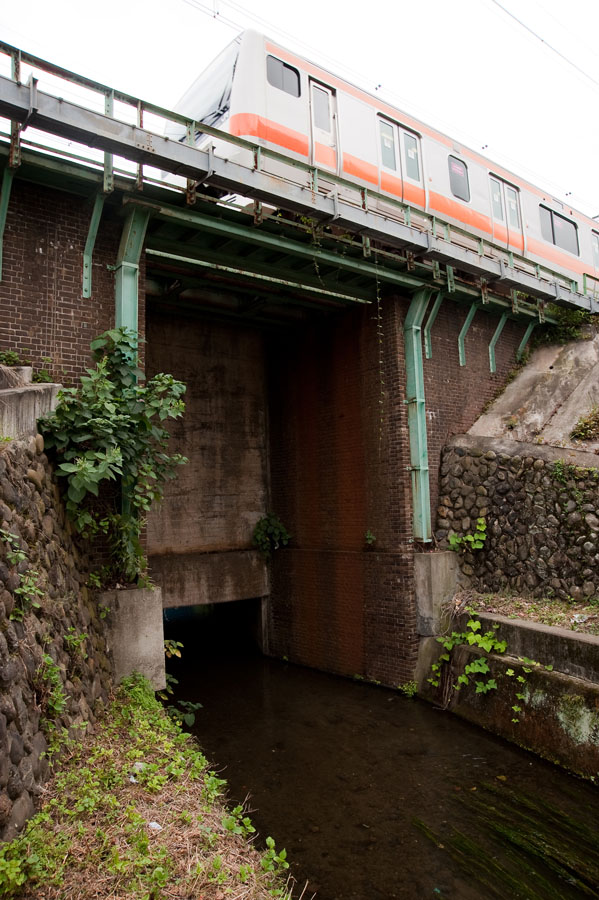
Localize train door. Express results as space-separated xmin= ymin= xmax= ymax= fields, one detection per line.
xmin=489 ymin=176 xmax=524 ymax=254
xmin=309 ymin=80 xmax=338 ymax=173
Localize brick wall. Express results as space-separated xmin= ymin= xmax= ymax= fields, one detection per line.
xmin=267 ymin=295 xmax=419 ymax=685
xmin=0 ymin=180 xmax=142 ymax=382
xmin=423 ymin=298 xmax=526 ymax=514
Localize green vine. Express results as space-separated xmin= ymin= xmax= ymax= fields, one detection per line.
xmin=0 ymin=529 xmax=43 ymax=621
xmin=38 ymin=329 xmax=187 ymax=585
xmin=429 ymin=613 xmax=554 ymax=723
xmin=448 ymin=516 xmax=487 ymax=552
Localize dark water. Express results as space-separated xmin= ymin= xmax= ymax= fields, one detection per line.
xmin=166 ymin=605 xmax=599 ymax=900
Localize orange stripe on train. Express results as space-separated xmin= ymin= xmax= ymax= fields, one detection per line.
xmin=229 ymin=113 xmax=309 ymax=157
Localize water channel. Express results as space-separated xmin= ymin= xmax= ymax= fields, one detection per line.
xmin=166 ymin=603 xmax=599 ymax=900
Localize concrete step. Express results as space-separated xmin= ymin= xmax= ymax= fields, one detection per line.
xmin=0 ymin=383 xmax=61 ymax=438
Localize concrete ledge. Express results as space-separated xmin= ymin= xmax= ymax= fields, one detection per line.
xmin=418 ymin=614 xmax=599 ymax=778
xmin=447 ymin=432 xmax=599 ymax=468
xmin=104 ymin=587 xmax=166 ymax=691
xmin=149 ymin=549 xmax=269 ymax=609
xmin=0 ymin=383 xmax=61 ymax=438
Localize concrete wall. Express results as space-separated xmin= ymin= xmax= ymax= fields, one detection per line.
xmin=419 ymin=613 xmax=599 ymax=779
xmin=146 ymin=310 xmax=268 ymax=608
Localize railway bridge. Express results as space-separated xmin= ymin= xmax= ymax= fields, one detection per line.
xmin=0 ymin=42 xmax=590 ymax=685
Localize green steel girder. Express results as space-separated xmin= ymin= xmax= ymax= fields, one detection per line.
xmin=0 ymin=166 xmax=15 ymax=280
xmin=404 ymin=287 xmax=435 ymax=542
xmin=115 ymin=205 xmax=150 ymax=334
xmin=517 ymin=321 xmax=536 ymax=360
xmin=488 ymin=312 xmax=508 ymax=374
xmin=124 ymin=197 xmax=426 ymax=292
xmin=146 ymin=248 xmax=370 ymax=305
xmin=458 ymin=303 xmax=478 ymax=367
xmin=423 ymin=291 xmax=443 ymax=359
xmin=82 ymin=192 xmax=105 ymax=298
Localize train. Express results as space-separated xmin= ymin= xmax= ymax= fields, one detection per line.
xmin=166 ymin=30 xmax=599 ymax=295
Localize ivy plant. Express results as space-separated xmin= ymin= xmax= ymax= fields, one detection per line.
xmin=38 ymin=329 xmax=187 ymax=585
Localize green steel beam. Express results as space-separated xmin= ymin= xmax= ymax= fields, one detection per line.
xmin=103 ymin=90 xmax=114 ymax=194
xmin=458 ymin=303 xmax=478 ymax=367
xmin=124 ymin=197 xmax=426 ymax=292
xmin=146 ymin=248 xmax=370 ymax=304
xmin=488 ymin=312 xmax=508 ymax=374
xmin=115 ymin=206 xmax=150 ymax=334
xmin=0 ymin=166 xmax=15 ymax=280
xmin=517 ymin=321 xmax=536 ymax=361
xmin=423 ymin=291 xmax=443 ymax=359
xmin=404 ymin=287 xmax=435 ymax=542
xmin=82 ymin=192 xmax=105 ymax=298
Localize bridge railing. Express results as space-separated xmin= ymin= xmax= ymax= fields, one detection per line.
xmin=0 ymin=40 xmax=597 ymax=312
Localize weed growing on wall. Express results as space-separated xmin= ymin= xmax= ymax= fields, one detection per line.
xmin=38 ymin=329 xmax=187 ymax=585
xmin=252 ymin=513 xmax=291 ymax=560
xmin=0 ymin=528 xmax=43 ymax=620
xmin=448 ymin=517 xmax=487 ymax=553
xmin=571 ymin=406 xmax=599 ymax=441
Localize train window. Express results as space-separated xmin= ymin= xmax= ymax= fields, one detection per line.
xmin=403 ymin=131 xmax=420 ymax=181
xmin=593 ymin=233 xmax=599 ymax=269
xmin=266 ymin=55 xmax=300 ymax=97
xmin=448 ymin=156 xmax=470 ymax=202
xmin=312 ymin=85 xmax=330 ymax=131
xmin=539 ymin=206 xmax=579 ymax=255
xmin=490 ymin=178 xmax=504 ymax=220
xmin=379 ymin=120 xmax=396 ymax=170
xmin=506 ymin=187 xmax=520 ymax=229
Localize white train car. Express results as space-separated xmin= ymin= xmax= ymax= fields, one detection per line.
xmin=168 ymin=30 xmax=599 ymax=294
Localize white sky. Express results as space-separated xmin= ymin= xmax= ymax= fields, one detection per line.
xmin=1 ymin=0 xmax=598 ymax=217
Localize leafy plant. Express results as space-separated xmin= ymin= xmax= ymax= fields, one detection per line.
xmin=0 ymin=349 xmax=24 ymax=366
xmin=36 ymin=654 xmax=68 ymax=721
xmin=533 ymin=306 xmax=594 ymax=346
xmin=0 ymin=529 xmax=43 ymax=620
xmin=38 ymin=329 xmax=187 ymax=584
xmin=571 ymin=406 xmax=599 ymax=441
xmin=252 ymin=513 xmax=291 ymax=559
xmin=365 ymin=529 xmax=377 ymax=546
xmin=448 ymin=517 xmax=487 ymax=552
xmin=397 ymin=680 xmax=418 ymax=698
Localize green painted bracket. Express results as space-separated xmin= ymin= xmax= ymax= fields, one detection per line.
xmin=115 ymin=205 xmax=150 ymax=335
xmin=0 ymin=167 xmax=15 ymax=281
xmin=103 ymin=90 xmax=114 ymax=194
xmin=423 ymin=291 xmax=443 ymax=359
xmin=488 ymin=312 xmax=508 ymax=374
xmin=82 ymin=193 xmax=105 ymax=298
xmin=404 ymin=287 xmax=435 ymax=542
xmin=517 ymin=321 xmax=536 ymax=361
xmin=458 ymin=303 xmax=478 ymax=366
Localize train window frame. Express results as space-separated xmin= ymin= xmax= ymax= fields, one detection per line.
xmin=448 ymin=155 xmax=470 ymax=202
xmin=539 ymin=205 xmax=579 ymax=256
xmin=402 ymin=129 xmax=421 ymax=182
xmin=506 ymin=186 xmax=521 ymax=230
xmin=592 ymin=232 xmax=599 ymax=269
xmin=379 ymin=118 xmax=397 ymax=171
xmin=490 ymin=177 xmax=504 ymax=221
xmin=266 ymin=55 xmax=301 ymax=98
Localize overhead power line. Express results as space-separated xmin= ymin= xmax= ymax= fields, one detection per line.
xmin=488 ymin=0 xmax=599 ymax=88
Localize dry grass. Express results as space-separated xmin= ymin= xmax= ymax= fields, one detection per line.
xmin=1 ymin=676 xmax=297 ymax=900
xmin=457 ymin=588 xmax=599 ymax=636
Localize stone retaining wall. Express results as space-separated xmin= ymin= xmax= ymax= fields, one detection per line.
xmin=436 ymin=434 xmax=599 ymax=600
xmin=0 ymin=437 xmax=112 ymax=841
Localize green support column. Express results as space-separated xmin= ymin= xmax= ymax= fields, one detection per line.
xmin=423 ymin=291 xmax=443 ymax=359
xmin=404 ymin=288 xmax=435 ymax=542
xmin=517 ymin=321 xmax=536 ymax=361
xmin=115 ymin=206 xmax=150 ymax=335
xmin=488 ymin=313 xmax=508 ymax=373
xmin=0 ymin=167 xmax=15 ymax=281
xmin=458 ymin=303 xmax=478 ymax=366
xmin=82 ymin=193 xmax=105 ymax=298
